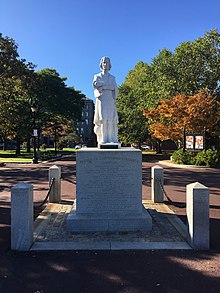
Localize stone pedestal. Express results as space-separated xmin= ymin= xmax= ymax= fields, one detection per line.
xmin=67 ymin=148 xmax=152 ymax=232
xmin=99 ymin=143 xmax=121 ymax=149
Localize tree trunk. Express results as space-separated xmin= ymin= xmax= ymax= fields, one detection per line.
xmin=16 ymin=137 xmax=21 ymax=155
xmin=54 ymin=127 xmax=57 ymax=155
xmin=3 ymin=137 xmax=7 ymax=151
xmin=156 ymin=139 xmax=162 ymax=153
xmin=138 ymin=140 xmax=142 ymax=149
xmin=27 ymin=136 xmax=31 ymax=153
xmin=37 ymin=134 xmax=40 ymax=151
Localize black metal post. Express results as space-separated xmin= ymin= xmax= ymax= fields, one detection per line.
xmin=183 ymin=127 xmax=186 ymax=151
xmin=54 ymin=125 xmax=57 ymax=156
xmin=204 ymin=127 xmax=206 ymax=150
xmin=32 ymin=108 xmax=38 ymax=164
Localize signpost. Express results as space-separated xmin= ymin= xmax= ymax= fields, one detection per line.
xmin=183 ymin=128 xmax=206 ymax=151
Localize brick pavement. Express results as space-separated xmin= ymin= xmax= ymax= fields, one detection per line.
xmin=1 ymin=155 xmax=220 ymax=250
xmin=1 ymin=155 xmax=220 ymax=292
xmin=31 ymin=200 xmax=190 ymax=250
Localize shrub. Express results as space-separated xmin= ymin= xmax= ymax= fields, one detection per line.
xmin=172 ymin=149 xmax=196 ymax=165
xmin=172 ymin=148 xmax=220 ymax=167
xmin=40 ymin=143 xmax=47 ymax=150
xmin=194 ymin=148 xmax=220 ymax=167
xmin=21 ymin=142 xmax=27 ymax=150
xmin=57 ymin=141 xmax=63 ymax=150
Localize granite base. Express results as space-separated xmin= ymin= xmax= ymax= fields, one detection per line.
xmin=67 ymin=203 xmax=152 ymax=232
xmin=66 ymin=148 xmax=152 ymax=232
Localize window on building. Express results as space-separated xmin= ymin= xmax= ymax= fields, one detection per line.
xmin=81 ymin=128 xmax=84 ymax=133
xmin=85 ymin=119 xmax=88 ymax=125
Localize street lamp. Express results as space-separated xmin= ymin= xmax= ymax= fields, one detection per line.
xmin=31 ymin=106 xmax=38 ymax=164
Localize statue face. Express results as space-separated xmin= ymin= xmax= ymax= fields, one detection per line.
xmin=101 ymin=58 xmax=110 ymax=71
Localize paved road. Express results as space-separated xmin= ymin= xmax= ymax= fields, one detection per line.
xmin=0 ymin=155 xmax=220 ymax=292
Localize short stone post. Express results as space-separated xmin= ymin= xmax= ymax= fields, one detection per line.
xmin=151 ymin=166 xmax=164 ymax=203
xmin=49 ymin=165 xmax=61 ymax=203
xmin=11 ymin=183 xmax=33 ymax=251
xmin=186 ymin=182 xmax=210 ymax=250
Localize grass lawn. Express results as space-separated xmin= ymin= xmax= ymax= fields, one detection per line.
xmin=0 ymin=148 xmax=170 ymax=163
xmin=0 ymin=148 xmax=76 ymax=163
xmin=0 ymin=150 xmax=33 ymax=163
xmin=142 ymin=150 xmax=171 ymax=162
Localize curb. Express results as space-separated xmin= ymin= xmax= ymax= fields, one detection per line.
xmin=158 ymin=160 xmax=211 ymax=169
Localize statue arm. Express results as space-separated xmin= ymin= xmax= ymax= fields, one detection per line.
xmin=93 ymin=74 xmax=116 ymax=92
xmin=93 ymin=75 xmax=104 ymax=89
xmin=93 ymin=75 xmax=104 ymax=98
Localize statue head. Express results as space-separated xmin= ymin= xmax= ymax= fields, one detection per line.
xmin=99 ymin=56 xmax=112 ymax=71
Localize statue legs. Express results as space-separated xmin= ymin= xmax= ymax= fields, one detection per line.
xmin=101 ymin=120 xmax=118 ymax=143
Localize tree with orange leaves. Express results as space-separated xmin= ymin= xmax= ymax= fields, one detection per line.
xmin=144 ymin=92 xmax=220 ymax=144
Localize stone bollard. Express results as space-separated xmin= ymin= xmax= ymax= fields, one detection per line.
xmin=11 ymin=183 xmax=33 ymax=251
xmin=186 ymin=182 xmax=210 ymax=250
xmin=151 ymin=165 xmax=164 ymax=203
xmin=49 ymin=165 xmax=61 ymax=203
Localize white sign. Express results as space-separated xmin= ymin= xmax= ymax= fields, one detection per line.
xmin=33 ymin=129 xmax=38 ymax=137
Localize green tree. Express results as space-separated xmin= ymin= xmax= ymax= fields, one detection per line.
xmin=150 ymin=48 xmax=177 ymax=104
xmin=36 ymin=68 xmax=84 ymax=119
xmin=0 ymin=33 xmax=36 ymax=153
xmin=173 ymin=29 xmax=220 ymax=96
xmin=149 ymin=29 xmax=220 ymax=101
xmin=117 ymin=29 xmax=220 ymax=145
xmin=33 ymin=68 xmax=85 ymax=149
xmin=117 ymin=62 xmax=151 ymax=146
xmin=0 ymin=34 xmax=85 ymax=154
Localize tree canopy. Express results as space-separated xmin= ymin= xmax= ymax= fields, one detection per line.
xmin=117 ymin=62 xmax=151 ymax=145
xmin=117 ymin=29 xmax=220 ymax=145
xmin=0 ymin=33 xmax=37 ymax=151
xmin=144 ymin=92 xmax=220 ymax=143
xmin=0 ymin=33 xmax=85 ymax=152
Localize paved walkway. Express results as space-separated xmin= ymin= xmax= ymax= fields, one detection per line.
xmin=0 ymin=155 xmax=220 ymax=292
xmin=32 ymin=201 xmax=190 ymax=251
xmin=1 ymin=155 xmax=220 ymax=250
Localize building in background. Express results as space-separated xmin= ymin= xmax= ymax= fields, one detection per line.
xmin=1 ymin=98 xmax=96 ymax=150
xmin=76 ymin=97 xmax=95 ymax=146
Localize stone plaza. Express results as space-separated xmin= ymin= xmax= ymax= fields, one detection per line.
xmin=32 ymin=200 xmax=190 ymax=250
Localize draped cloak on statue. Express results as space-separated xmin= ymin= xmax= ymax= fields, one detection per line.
xmin=93 ymin=72 xmax=118 ymax=140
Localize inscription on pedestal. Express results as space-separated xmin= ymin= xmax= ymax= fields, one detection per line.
xmin=67 ymin=149 xmax=152 ymax=232
xmin=76 ymin=150 xmax=141 ymax=217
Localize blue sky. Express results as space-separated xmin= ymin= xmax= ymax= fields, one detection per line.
xmin=1 ymin=0 xmax=220 ymax=101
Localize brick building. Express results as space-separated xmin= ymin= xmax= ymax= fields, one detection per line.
xmin=76 ymin=97 xmax=96 ymax=146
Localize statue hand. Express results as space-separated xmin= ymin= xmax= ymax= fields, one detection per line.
xmin=95 ymin=81 xmax=104 ymax=88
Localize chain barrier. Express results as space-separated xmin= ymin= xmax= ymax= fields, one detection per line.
xmin=61 ymin=176 xmax=76 ymax=185
xmin=34 ymin=177 xmax=55 ymax=209
xmin=157 ymin=179 xmax=186 ymax=208
xmin=34 ymin=175 xmax=185 ymax=209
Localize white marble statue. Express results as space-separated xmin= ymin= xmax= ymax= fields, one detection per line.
xmin=93 ymin=56 xmax=119 ymax=145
